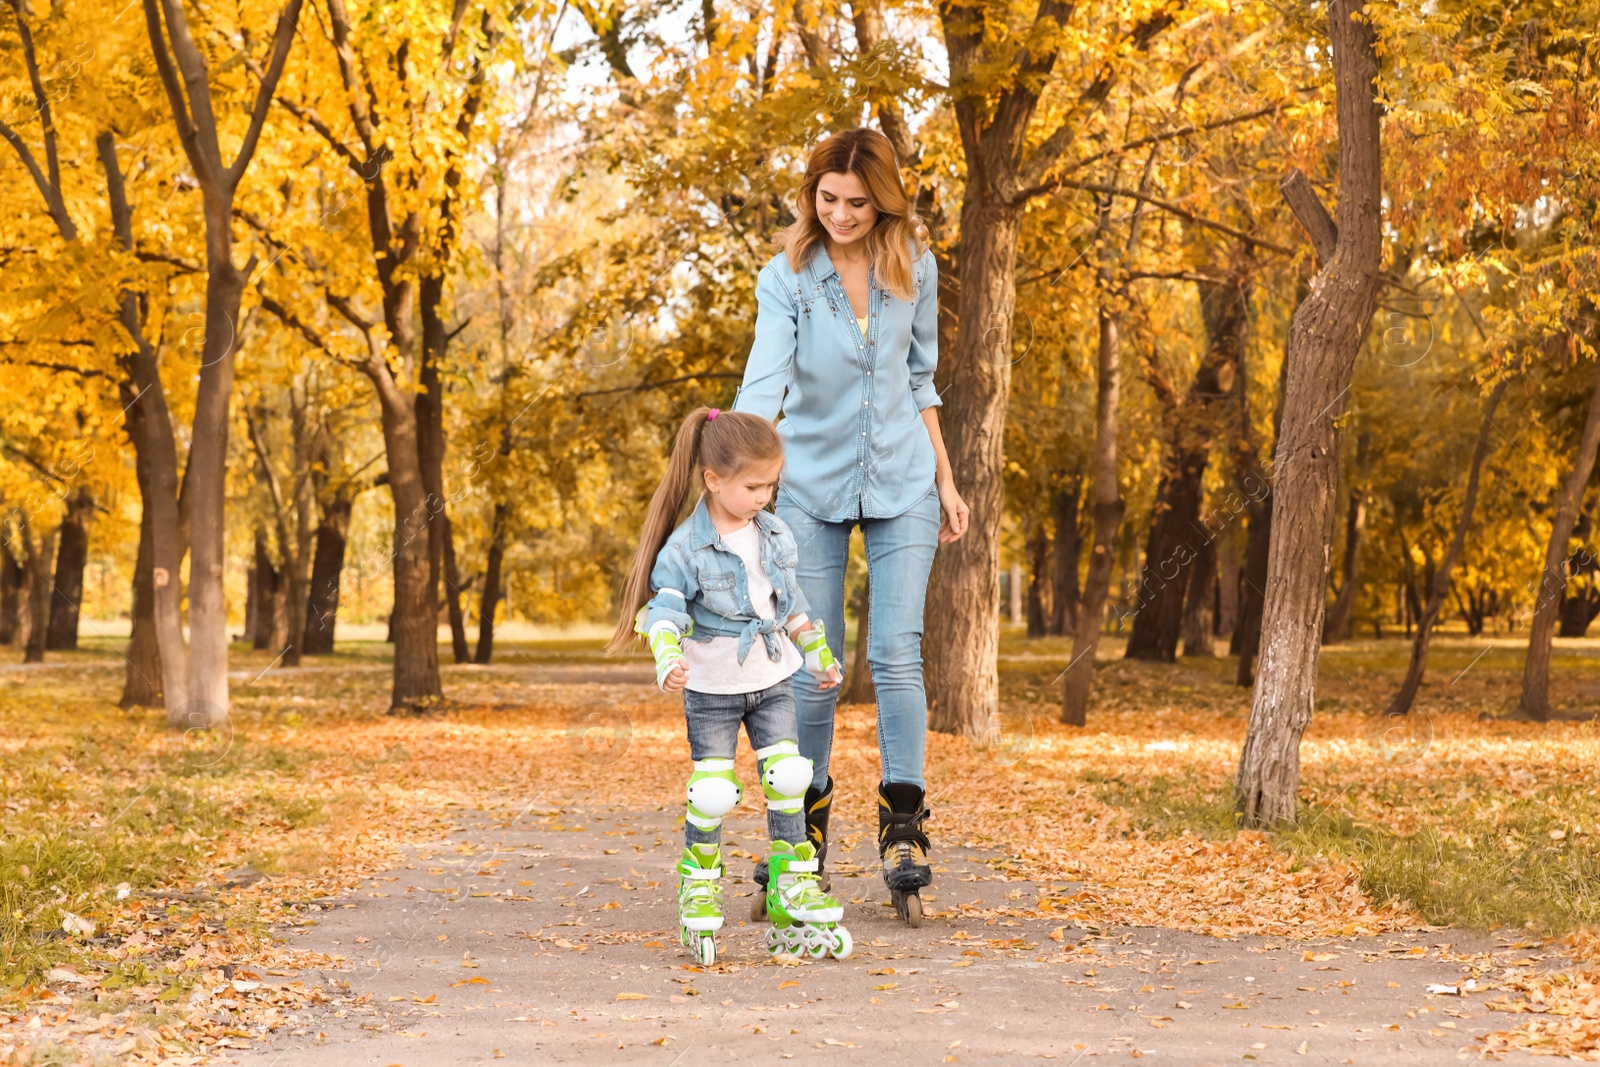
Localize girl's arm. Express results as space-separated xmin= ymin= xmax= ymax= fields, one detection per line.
xmin=922 ymin=407 xmax=970 ymax=543
xmin=786 ymin=615 xmax=841 ymax=690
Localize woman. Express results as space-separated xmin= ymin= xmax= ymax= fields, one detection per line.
xmin=733 ymin=128 xmax=969 ymax=926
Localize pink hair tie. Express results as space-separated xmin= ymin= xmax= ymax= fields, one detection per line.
xmin=707 ymin=408 xmax=720 ymax=421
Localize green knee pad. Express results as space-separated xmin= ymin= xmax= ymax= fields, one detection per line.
xmin=757 ymin=741 xmax=812 ymax=816
xmin=686 ymin=759 xmax=741 ymax=830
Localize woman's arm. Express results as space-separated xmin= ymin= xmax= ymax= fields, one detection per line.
xmin=921 ymin=407 xmax=970 ymax=543
xmin=731 ymin=265 xmax=798 ymax=420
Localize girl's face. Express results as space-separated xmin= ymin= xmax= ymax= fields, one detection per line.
xmin=815 ymin=171 xmax=876 ymax=247
xmin=704 ymin=455 xmax=784 ymax=523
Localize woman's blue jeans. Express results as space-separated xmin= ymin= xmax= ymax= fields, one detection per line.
xmin=777 ymin=485 xmax=940 ymax=790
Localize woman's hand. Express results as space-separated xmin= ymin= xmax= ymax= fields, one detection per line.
xmin=937 ymin=478 xmax=969 ymax=543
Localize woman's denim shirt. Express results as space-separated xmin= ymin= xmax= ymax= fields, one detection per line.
xmin=732 ymin=243 xmax=941 ymax=523
xmin=642 ymin=498 xmax=812 ymax=666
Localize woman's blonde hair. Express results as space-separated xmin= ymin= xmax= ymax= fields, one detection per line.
xmin=778 ymin=128 xmax=929 ymax=301
xmin=606 ymin=408 xmax=784 ymax=654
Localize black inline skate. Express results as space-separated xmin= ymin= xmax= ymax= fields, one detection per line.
xmin=752 ymin=776 xmax=833 ymax=920
xmin=878 ymin=781 xmax=932 ymax=927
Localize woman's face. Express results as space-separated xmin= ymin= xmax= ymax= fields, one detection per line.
xmin=815 ymin=171 xmax=876 ymax=247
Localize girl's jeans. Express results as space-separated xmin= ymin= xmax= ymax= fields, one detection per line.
xmin=777 ymin=485 xmax=940 ymax=791
xmin=682 ymin=680 xmax=804 ymax=848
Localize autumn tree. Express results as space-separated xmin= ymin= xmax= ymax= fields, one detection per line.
xmin=1235 ymin=0 xmax=1384 ymax=827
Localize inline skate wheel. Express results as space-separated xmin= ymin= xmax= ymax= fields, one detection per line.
xmin=751 ymin=895 xmax=768 ymax=922
xmin=695 ymin=933 xmax=716 ymax=966
xmin=904 ymin=892 xmax=923 ymax=927
xmin=831 ymin=926 xmax=853 ymax=959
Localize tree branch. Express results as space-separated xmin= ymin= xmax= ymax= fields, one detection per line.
xmin=1278 ymin=168 xmax=1338 ymax=263
xmin=1 ymin=357 xmax=110 ymax=378
xmin=573 ymin=372 xmax=744 ymax=398
xmin=1015 ymin=105 xmax=1282 ymax=202
xmin=144 ymin=0 xmax=222 ymax=187
xmin=257 ymin=293 xmax=338 ymax=356
xmin=1015 ymin=6 xmax=1178 ymax=190
xmin=135 ymin=248 xmax=203 ymax=273
xmin=1048 ymin=178 xmax=1294 ymax=256
xmin=271 ymin=95 xmax=367 ymax=174
xmin=225 ymin=0 xmax=306 ymax=190
xmin=4 ymin=6 xmax=76 ymax=239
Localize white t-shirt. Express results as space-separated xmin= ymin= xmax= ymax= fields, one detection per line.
xmin=682 ymin=520 xmax=804 ymax=694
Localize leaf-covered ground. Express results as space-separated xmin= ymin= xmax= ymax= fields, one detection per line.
xmin=2 ymin=630 xmax=1598 ymax=1062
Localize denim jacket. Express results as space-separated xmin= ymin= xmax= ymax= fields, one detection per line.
xmin=732 ymin=242 xmax=941 ymax=523
xmin=641 ymin=498 xmax=812 ymax=665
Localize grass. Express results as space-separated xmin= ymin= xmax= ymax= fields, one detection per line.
xmin=1089 ymin=759 xmax=1600 ymax=934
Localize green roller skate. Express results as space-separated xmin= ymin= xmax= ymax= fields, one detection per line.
xmin=762 ymin=840 xmax=852 ymax=959
xmin=676 ymin=843 xmax=723 ymax=965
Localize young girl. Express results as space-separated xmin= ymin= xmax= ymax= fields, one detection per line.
xmin=608 ymin=407 xmax=852 ymax=964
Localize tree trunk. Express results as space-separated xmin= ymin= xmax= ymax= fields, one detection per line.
xmin=99 ymin=136 xmax=192 ymax=724
xmin=22 ymin=522 xmax=55 ymax=664
xmin=280 ymin=382 xmax=316 ymax=667
xmin=252 ymin=528 xmax=288 ymax=654
xmin=1322 ymin=485 xmax=1366 ymax=644
xmin=1063 ymin=196 xmax=1126 ymax=726
xmin=182 ymin=200 xmax=249 ymax=725
xmin=1233 ymin=498 xmax=1272 ymax=684
xmin=242 ymin=563 xmax=260 ymax=647
xmin=474 ymin=502 xmax=508 ymax=664
xmin=1557 ymin=585 xmax=1600 ymax=637
xmin=1025 ymin=525 xmax=1050 ymax=638
xmin=45 ymin=489 xmax=92 ymax=651
xmin=1388 ymin=377 xmax=1508 ymax=715
xmin=925 ymin=198 xmax=1021 ymax=740
xmin=841 ymin=579 xmax=877 ymax=706
xmin=1126 ymin=275 xmax=1250 ymax=661
xmin=1050 ymin=474 xmax=1082 ymax=635
xmin=442 ymin=515 xmax=470 ymax=664
xmin=0 ymin=540 xmax=19 ymax=645
xmin=368 ymin=370 xmax=444 ymax=712
xmin=1556 ymin=519 xmax=1600 ymax=636
xmin=1234 ymin=0 xmax=1384 ymax=828
xmin=122 ymin=506 xmax=164 ymax=708
xmin=303 ymin=492 xmax=352 ymax=655
xmin=1517 ymin=361 xmax=1600 ymax=721
xmin=1217 ymin=541 xmax=1240 ymax=639
xmin=1181 ymin=535 xmax=1218 ymax=657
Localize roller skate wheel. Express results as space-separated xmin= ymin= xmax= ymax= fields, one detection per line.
xmin=831 ymin=926 xmax=853 ymax=959
xmin=904 ymin=892 xmax=923 ymax=928
xmin=805 ymin=927 xmax=829 ymax=959
xmin=764 ymin=927 xmax=781 ymax=955
xmin=751 ymin=895 xmax=768 ymax=922
xmin=695 ymin=933 xmax=716 ymax=966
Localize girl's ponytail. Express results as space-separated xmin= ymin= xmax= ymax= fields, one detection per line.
xmin=606 ymin=408 xmax=713 ymax=653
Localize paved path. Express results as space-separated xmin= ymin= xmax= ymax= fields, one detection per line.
xmin=227 ymin=804 xmax=1536 ymax=1067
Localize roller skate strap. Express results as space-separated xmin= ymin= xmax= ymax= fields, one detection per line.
xmin=682 ymin=866 xmax=722 ymax=880
xmin=784 ymin=858 xmax=819 ymax=873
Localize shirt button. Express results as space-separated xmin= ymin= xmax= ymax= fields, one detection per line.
xmin=860 ymin=431 xmax=867 ymax=436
